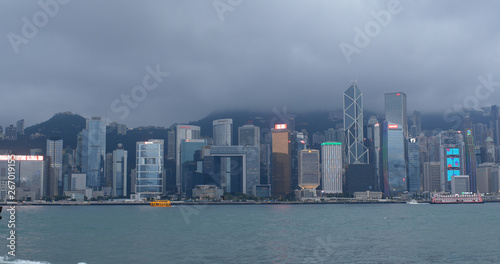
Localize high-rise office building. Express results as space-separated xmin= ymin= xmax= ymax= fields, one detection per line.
xmin=271 ymin=124 xmax=291 ymax=196
xmin=203 ymin=145 xmax=260 ymax=195
xmin=491 ymin=105 xmax=499 ymax=146
xmin=81 ymin=117 xmax=106 ymax=191
xmin=112 ymin=144 xmax=127 ymax=197
xmin=367 ymin=117 xmax=382 ymax=191
xmin=438 ymin=130 xmax=465 ymax=192
xmin=213 ymin=119 xmax=233 ymax=146
xmin=464 ymin=129 xmax=477 ymax=193
xmin=383 ymin=121 xmax=407 ymax=196
xmin=423 ymin=162 xmax=441 ymax=192
xmin=298 ymin=149 xmax=320 ymax=190
xmin=136 ymin=139 xmax=164 ymax=198
xmin=238 ymin=124 xmax=260 ymax=146
xmin=180 ymin=139 xmax=207 ymax=194
xmin=343 ymin=82 xmax=368 ymax=164
xmin=167 ymin=128 xmax=176 ymax=160
xmin=345 ymin=164 xmax=376 ymax=194
xmin=16 ymin=119 xmax=24 ymax=134
xmin=451 ymin=175 xmax=470 ymax=195
xmin=385 ymin=92 xmax=408 ymax=137
xmin=321 ymin=142 xmax=343 ymax=194
xmin=175 ymin=125 xmax=201 ymax=193
xmin=46 ymin=138 xmax=63 ymax=195
xmin=411 ymin=111 xmax=422 ymax=137
xmin=407 ymin=138 xmax=421 ymax=192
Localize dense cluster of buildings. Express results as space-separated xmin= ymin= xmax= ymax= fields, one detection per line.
xmin=1 ymin=83 xmax=500 ymax=201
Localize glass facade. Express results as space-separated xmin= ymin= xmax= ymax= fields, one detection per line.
xmin=213 ymin=119 xmax=232 ymax=146
xmin=238 ymin=125 xmax=260 ymax=146
xmin=46 ymin=139 xmax=63 ymax=195
xmin=384 ymin=92 xmax=408 ymax=136
xmin=175 ymin=125 xmax=201 ymax=193
xmin=136 ymin=140 xmax=164 ymax=196
xmin=180 ymin=139 xmax=207 ymax=193
xmin=343 ymin=83 xmax=368 ymax=164
xmin=407 ymin=138 xmax=421 ymax=192
xmin=113 ymin=147 xmax=127 ymax=197
xmin=383 ymin=121 xmax=407 ymax=196
xmin=82 ymin=117 xmax=106 ymax=191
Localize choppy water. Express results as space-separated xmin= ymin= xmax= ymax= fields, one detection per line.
xmin=0 ymin=203 xmax=499 ymax=264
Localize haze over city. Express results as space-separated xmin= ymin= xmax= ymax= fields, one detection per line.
xmin=1 ymin=0 xmax=500 ymax=128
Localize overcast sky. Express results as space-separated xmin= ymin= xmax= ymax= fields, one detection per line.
xmin=1 ymin=0 xmax=499 ymax=128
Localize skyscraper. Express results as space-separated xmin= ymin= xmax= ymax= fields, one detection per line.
xmin=321 ymin=142 xmax=343 ymax=194
xmin=385 ymin=92 xmax=408 ymax=137
xmin=271 ymin=124 xmax=291 ymax=196
xmin=464 ymin=129 xmax=477 ymax=193
xmin=383 ymin=121 xmax=407 ymax=196
xmin=16 ymin=119 xmax=24 ymax=134
xmin=180 ymin=139 xmax=207 ymax=194
xmin=438 ymin=130 xmax=465 ymax=192
xmin=46 ymin=138 xmax=63 ymax=195
xmin=298 ymin=149 xmax=320 ymax=191
xmin=175 ymin=125 xmax=201 ymax=193
xmin=112 ymin=144 xmax=127 ymax=197
xmin=136 ymin=139 xmax=164 ymax=198
xmin=407 ymin=138 xmax=421 ymax=192
xmin=343 ymin=82 xmax=368 ymax=164
xmin=81 ymin=117 xmax=106 ymax=191
xmin=238 ymin=124 xmax=260 ymax=146
xmin=213 ymin=119 xmax=233 ymax=146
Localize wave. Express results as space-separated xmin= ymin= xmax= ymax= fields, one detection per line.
xmin=0 ymin=256 xmax=86 ymax=264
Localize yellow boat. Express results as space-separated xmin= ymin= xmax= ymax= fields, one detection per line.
xmin=150 ymin=200 xmax=172 ymax=207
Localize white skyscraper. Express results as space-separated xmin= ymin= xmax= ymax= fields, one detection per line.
xmin=213 ymin=119 xmax=233 ymax=146
xmin=321 ymin=142 xmax=343 ymax=193
xmin=136 ymin=139 xmax=164 ymax=198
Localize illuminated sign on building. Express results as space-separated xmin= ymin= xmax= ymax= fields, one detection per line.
xmin=388 ymin=124 xmax=399 ymax=129
xmin=0 ymin=155 xmax=44 ymax=161
xmin=275 ymin=124 xmax=287 ymax=130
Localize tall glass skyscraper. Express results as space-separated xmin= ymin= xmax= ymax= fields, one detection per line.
xmin=213 ymin=119 xmax=233 ymax=146
xmin=343 ymin=82 xmax=368 ymax=164
xmin=81 ymin=117 xmax=106 ymax=191
xmin=46 ymin=138 xmax=63 ymax=195
xmin=464 ymin=129 xmax=477 ymax=193
xmin=385 ymin=92 xmax=408 ymax=137
xmin=180 ymin=139 xmax=207 ymax=194
xmin=136 ymin=139 xmax=164 ymax=198
xmin=175 ymin=125 xmax=201 ymax=193
xmin=407 ymin=138 xmax=421 ymax=192
xmin=383 ymin=121 xmax=407 ymax=196
xmin=112 ymin=144 xmax=127 ymax=197
xmin=321 ymin=142 xmax=343 ymax=194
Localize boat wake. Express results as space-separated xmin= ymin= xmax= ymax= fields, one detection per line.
xmin=0 ymin=256 xmax=87 ymax=264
